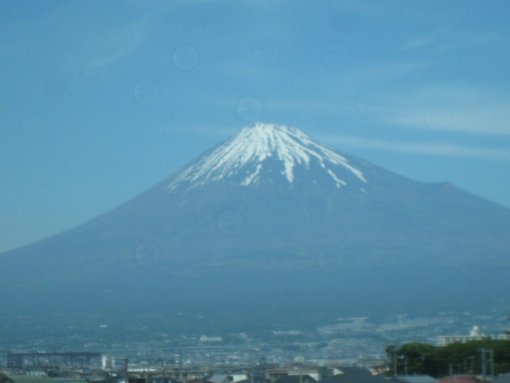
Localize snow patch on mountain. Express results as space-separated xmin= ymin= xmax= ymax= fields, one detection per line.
xmin=167 ymin=123 xmax=366 ymax=191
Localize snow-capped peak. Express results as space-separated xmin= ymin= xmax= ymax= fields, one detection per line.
xmin=167 ymin=123 xmax=366 ymax=191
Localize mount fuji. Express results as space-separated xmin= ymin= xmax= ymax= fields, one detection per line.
xmin=2 ymin=123 xmax=510 ymax=334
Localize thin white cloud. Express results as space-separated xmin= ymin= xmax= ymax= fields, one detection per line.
xmin=402 ymin=36 xmax=435 ymax=50
xmin=319 ymin=134 xmax=510 ymax=161
xmin=326 ymin=61 xmax=429 ymax=91
xmin=401 ymin=26 xmax=503 ymax=53
xmin=375 ymin=86 xmax=510 ymax=136
xmin=385 ymin=105 xmax=510 ymax=136
xmin=158 ymin=124 xmax=237 ymax=138
xmin=89 ymin=21 xmax=148 ymax=70
xmin=32 ymin=3 xmax=149 ymax=72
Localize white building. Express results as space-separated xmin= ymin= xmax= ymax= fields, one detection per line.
xmin=437 ymin=325 xmax=486 ymax=346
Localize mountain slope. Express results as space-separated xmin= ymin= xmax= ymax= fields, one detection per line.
xmin=1 ymin=123 xmax=510 ymax=333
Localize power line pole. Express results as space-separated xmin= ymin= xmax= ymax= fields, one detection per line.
xmin=479 ymin=349 xmax=487 ymax=380
xmin=488 ymin=349 xmax=494 ymax=379
xmin=393 ymin=350 xmax=398 ymax=378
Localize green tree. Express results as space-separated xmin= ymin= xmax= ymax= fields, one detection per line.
xmin=386 ymin=340 xmax=510 ymax=378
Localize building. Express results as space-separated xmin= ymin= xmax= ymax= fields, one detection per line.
xmin=437 ymin=326 xmax=486 ymax=346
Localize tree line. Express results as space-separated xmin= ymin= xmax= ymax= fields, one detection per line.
xmin=385 ymin=339 xmax=510 ymax=378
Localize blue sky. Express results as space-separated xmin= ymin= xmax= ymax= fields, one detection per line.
xmin=1 ymin=0 xmax=510 ymax=253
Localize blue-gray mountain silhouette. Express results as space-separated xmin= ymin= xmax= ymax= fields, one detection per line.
xmin=1 ymin=123 xmax=509 ymax=334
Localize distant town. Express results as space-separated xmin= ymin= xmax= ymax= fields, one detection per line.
xmin=1 ymin=311 xmax=509 ymax=383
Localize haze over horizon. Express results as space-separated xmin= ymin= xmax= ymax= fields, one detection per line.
xmin=1 ymin=0 xmax=510 ymax=253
